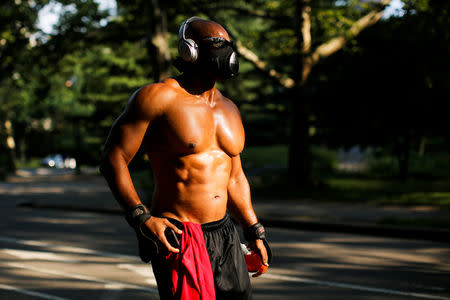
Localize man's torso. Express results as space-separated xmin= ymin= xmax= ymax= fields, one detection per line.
xmin=141 ymin=78 xmax=245 ymax=223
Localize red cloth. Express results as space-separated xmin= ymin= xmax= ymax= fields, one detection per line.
xmin=168 ymin=222 xmax=216 ymax=300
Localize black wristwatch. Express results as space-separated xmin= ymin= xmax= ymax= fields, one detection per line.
xmin=244 ymin=222 xmax=266 ymax=241
xmin=125 ymin=204 xmax=151 ymax=229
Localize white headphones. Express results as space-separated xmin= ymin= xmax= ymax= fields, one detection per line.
xmin=178 ymin=16 xmax=204 ymax=63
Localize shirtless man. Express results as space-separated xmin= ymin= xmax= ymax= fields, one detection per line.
xmin=100 ymin=17 xmax=270 ymax=299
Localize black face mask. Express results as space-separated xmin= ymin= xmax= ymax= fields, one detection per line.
xmin=198 ymin=37 xmax=239 ymax=80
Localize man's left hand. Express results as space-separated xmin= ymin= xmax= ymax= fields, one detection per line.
xmin=247 ymin=239 xmax=269 ymax=277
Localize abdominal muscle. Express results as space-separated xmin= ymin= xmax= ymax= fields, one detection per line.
xmin=148 ymin=150 xmax=232 ymax=224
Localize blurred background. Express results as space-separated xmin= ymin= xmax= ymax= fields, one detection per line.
xmin=1 ymin=0 xmax=449 ymax=213
xmin=1 ymin=1 xmax=450 ymax=299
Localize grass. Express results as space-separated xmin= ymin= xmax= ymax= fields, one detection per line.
xmin=325 ymin=177 xmax=450 ymax=207
xmin=239 ymin=145 xmax=450 ymax=208
xmin=16 ymin=157 xmax=42 ymax=168
xmin=241 ymin=145 xmax=288 ymax=168
xmin=250 ymin=173 xmax=450 ymax=208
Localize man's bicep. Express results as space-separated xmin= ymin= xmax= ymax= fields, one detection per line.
xmin=103 ymin=112 xmax=149 ymax=164
xmin=103 ymin=88 xmax=157 ymax=164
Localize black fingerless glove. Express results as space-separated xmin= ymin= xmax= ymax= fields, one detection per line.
xmin=243 ymin=222 xmax=266 ymax=241
xmin=125 ymin=204 xmax=158 ymax=263
xmin=244 ymin=222 xmax=272 ymax=264
xmin=125 ymin=204 xmax=151 ymax=230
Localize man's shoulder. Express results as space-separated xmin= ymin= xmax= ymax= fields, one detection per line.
xmin=216 ymin=90 xmax=241 ymax=116
xmin=136 ymin=78 xmax=179 ymax=103
xmin=130 ymin=78 xmax=180 ymax=111
xmin=123 ymin=79 xmax=180 ymax=120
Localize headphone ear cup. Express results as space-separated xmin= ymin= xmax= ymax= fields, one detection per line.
xmin=228 ymin=51 xmax=239 ymax=75
xmin=178 ymin=38 xmax=198 ymax=62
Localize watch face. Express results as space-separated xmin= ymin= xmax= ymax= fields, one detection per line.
xmin=132 ymin=208 xmax=144 ymax=218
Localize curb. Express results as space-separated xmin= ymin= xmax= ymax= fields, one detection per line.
xmin=18 ymin=202 xmax=450 ymax=243
xmin=259 ymin=217 xmax=450 ymax=243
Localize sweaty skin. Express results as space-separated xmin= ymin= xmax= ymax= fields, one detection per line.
xmin=100 ymin=20 xmax=268 ymax=276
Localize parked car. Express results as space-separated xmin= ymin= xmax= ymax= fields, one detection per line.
xmin=40 ymin=154 xmax=77 ymax=169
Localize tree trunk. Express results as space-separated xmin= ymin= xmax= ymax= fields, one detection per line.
xmin=418 ymin=136 xmax=426 ymax=157
xmin=288 ymin=87 xmax=312 ymax=185
xmin=17 ymin=135 xmax=26 ymax=164
xmin=288 ymin=0 xmax=313 ymax=186
xmin=15 ymin=121 xmax=27 ymax=163
xmin=4 ymin=120 xmax=17 ymax=173
xmin=74 ymin=118 xmax=82 ymax=175
xmin=397 ymin=133 xmax=410 ymax=181
xmin=147 ymin=0 xmax=170 ymax=82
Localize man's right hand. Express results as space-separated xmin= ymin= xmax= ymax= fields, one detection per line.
xmin=142 ymin=217 xmax=183 ymax=253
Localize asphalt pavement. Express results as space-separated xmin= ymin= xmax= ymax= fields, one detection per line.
xmin=1 ymin=168 xmax=449 ymax=299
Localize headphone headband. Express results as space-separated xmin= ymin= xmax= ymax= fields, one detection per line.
xmin=179 ymin=16 xmax=204 ymax=43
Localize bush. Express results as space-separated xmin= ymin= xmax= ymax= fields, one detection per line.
xmin=409 ymin=152 xmax=450 ymax=179
xmin=241 ymin=145 xmax=288 ymax=169
xmin=367 ymin=151 xmax=450 ymax=179
xmin=367 ymin=155 xmax=399 ymax=178
xmin=241 ymin=144 xmax=338 ymax=173
xmin=311 ymin=146 xmax=339 ymax=176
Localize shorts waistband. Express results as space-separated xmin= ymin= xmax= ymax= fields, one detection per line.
xmin=201 ymin=214 xmax=231 ymax=232
xmin=162 ymin=214 xmax=231 ymax=232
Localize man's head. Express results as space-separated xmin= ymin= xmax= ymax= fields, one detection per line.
xmin=177 ymin=17 xmax=239 ymax=80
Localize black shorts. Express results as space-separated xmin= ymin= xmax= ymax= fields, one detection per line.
xmin=150 ymin=214 xmax=252 ymax=300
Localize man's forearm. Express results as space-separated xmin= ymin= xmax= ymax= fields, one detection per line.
xmin=227 ymin=174 xmax=258 ymax=228
xmin=100 ymin=153 xmax=142 ymax=210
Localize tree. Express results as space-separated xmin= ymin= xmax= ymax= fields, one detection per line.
xmin=0 ymin=0 xmax=48 ymax=172
xmin=115 ymin=0 xmax=171 ymax=82
xmin=0 ymin=0 xmax=112 ymax=171
xmin=196 ymin=0 xmax=392 ymax=184
xmin=310 ymin=0 xmax=450 ymax=180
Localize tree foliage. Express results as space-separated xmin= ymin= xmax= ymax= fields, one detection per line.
xmin=1 ymin=0 xmax=448 ymax=180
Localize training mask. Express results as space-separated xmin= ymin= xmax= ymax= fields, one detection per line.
xmin=198 ymin=37 xmax=239 ymax=80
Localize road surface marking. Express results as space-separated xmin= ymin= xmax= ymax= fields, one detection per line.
xmin=4 ymin=262 xmax=158 ymax=293
xmin=1 ymin=235 xmax=448 ymax=299
xmin=4 ymin=248 xmax=79 ymax=262
xmin=265 ymin=273 xmax=450 ymax=300
xmin=0 ymin=283 xmax=69 ymax=300
xmin=0 ymin=235 xmax=136 ymax=260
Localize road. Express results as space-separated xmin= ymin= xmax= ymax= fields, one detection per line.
xmin=1 ymin=172 xmax=449 ymax=299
